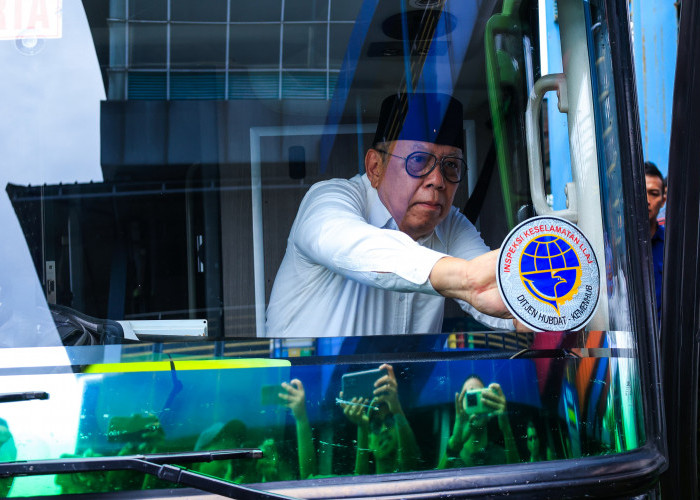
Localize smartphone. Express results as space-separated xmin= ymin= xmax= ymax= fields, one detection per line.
xmin=462 ymin=388 xmax=489 ymax=414
xmin=260 ymin=384 xmax=286 ymax=406
xmin=341 ymin=367 xmax=387 ymax=402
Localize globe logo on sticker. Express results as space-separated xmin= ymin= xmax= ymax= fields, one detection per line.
xmin=520 ymin=235 xmax=580 ymax=314
xmin=497 ymin=216 xmax=600 ymax=331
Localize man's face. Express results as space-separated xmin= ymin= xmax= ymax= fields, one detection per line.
xmin=369 ymin=140 xmax=461 ymax=240
xmin=645 ymin=174 xmax=666 ymax=224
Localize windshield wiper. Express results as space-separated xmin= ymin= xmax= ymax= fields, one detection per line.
xmin=0 ymin=449 xmax=296 ymax=500
xmin=0 ymin=391 xmax=49 ymax=403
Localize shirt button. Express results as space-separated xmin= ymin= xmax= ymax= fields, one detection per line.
xmin=399 ymin=295 xmax=405 ymax=302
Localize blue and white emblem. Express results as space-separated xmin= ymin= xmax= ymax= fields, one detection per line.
xmin=497 ymin=216 xmax=600 ymax=331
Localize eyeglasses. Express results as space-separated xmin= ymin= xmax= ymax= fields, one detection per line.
xmin=374 ymin=149 xmax=466 ymax=183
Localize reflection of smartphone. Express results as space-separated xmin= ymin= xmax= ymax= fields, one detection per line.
xmin=261 ymin=385 xmax=285 ymax=406
xmin=463 ymin=388 xmax=489 ymax=414
xmin=341 ymin=367 xmax=387 ymax=401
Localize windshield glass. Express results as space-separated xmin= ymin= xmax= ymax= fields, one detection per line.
xmin=0 ymin=0 xmax=648 ymax=497
xmin=1 ymin=331 xmax=643 ymax=496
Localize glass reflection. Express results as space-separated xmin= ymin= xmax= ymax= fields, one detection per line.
xmin=0 ymin=331 xmax=643 ymax=496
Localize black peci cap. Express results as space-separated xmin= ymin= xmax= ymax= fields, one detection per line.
xmin=373 ymin=93 xmax=464 ymax=150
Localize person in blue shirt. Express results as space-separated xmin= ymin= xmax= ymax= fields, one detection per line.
xmin=645 ymin=162 xmax=666 ymax=323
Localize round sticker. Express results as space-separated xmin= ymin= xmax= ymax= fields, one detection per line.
xmin=496 ymin=216 xmax=600 ymax=331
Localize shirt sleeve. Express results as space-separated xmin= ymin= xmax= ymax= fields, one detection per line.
xmin=456 ymin=300 xmax=513 ymax=331
xmin=290 ymin=179 xmax=445 ymax=295
xmin=442 ymin=209 xmax=514 ymax=331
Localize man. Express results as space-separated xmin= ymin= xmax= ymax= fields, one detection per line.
xmin=265 ymin=93 xmax=511 ymax=337
xmin=645 ymin=162 xmax=666 ymax=322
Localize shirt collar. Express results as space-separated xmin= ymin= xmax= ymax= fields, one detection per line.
xmin=361 ymin=174 xmax=447 ymax=246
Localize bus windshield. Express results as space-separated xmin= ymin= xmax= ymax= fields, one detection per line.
xmin=0 ymin=0 xmax=653 ymax=497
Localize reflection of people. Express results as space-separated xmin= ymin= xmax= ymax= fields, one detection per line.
xmin=255 ymin=438 xmax=286 ymax=482
xmin=439 ymin=375 xmax=519 ymax=468
xmin=57 ymin=414 xmax=166 ymax=494
xmin=0 ymin=418 xmax=16 ymax=496
xmin=525 ymin=420 xmax=542 ymax=462
xmin=279 ymin=379 xmax=317 ymax=479
xmin=645 ymin=162 xmax=666 ymax=322
xmin=107 ymin=413 xmax=167 ymax=491
xmin=340 ymin=364 xmax=419 ymax=475
xmin=194 ymin=419 xmax=248 ymax=481
xmin=235 ymin=379 xmax=316 ymax=483
xmin=55 ymin=449 xmax=109 ymax=494
xmin=265 ymin=93 xmax=512 ymax=337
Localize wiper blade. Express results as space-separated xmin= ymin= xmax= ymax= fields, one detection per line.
xmin=0 ymin=391 xmax=49 ymax=403
xmin=0 ymin=449 xmax=296 ymax=500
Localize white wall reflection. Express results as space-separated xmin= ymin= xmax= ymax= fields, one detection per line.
xmin=0 ymin=0 xmax=104 ymax=347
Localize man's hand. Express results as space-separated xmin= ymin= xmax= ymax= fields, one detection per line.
xmin=429 ymin=251 xmax=511 ymax=319
xmin=513 ymin=318 xmax=533 ymax=332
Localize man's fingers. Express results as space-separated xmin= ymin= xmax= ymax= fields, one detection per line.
xmin=513 ymin=319 xmax=533 ymax=332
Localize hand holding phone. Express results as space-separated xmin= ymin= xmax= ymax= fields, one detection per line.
xmin=280 ymin=379 xmax=307 ymax=420
xmin=341 ymin=367 xmax=388 ymax=402
xmin=462 ymin=387 xmax=489 ymax=415
xmin=462 ymin=383 xmax=506 ymax=415
xmin=371 ymin=364 xmax=402 ymax=415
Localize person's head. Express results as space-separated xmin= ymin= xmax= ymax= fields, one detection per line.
xmin=526 ymin=420 xmax=540 ymax=458
xmin=195 ymin=419 xmax=246 ymax=451
xmin=462 ymin=374 xmax=485 ymax=392
xmin=256 ymin=438 xmax=281 ymax=480
xmin=195 ymin=420 xmax=247 ymax=480
xmin=0 ymin=418 xmax=16 ymax=463
xmin=366 ymin=93 xmax=465 ymax=240
xmin=644 ymin=162 xmax=666 ymax=225
xmin=367 ymin=402 xmax=399 ymax=460
xmin=0 ymin=418 xmax=10 ymax=442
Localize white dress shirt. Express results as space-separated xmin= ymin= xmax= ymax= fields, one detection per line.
xmin=264 ymin=174 xmax=511 ymax=337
